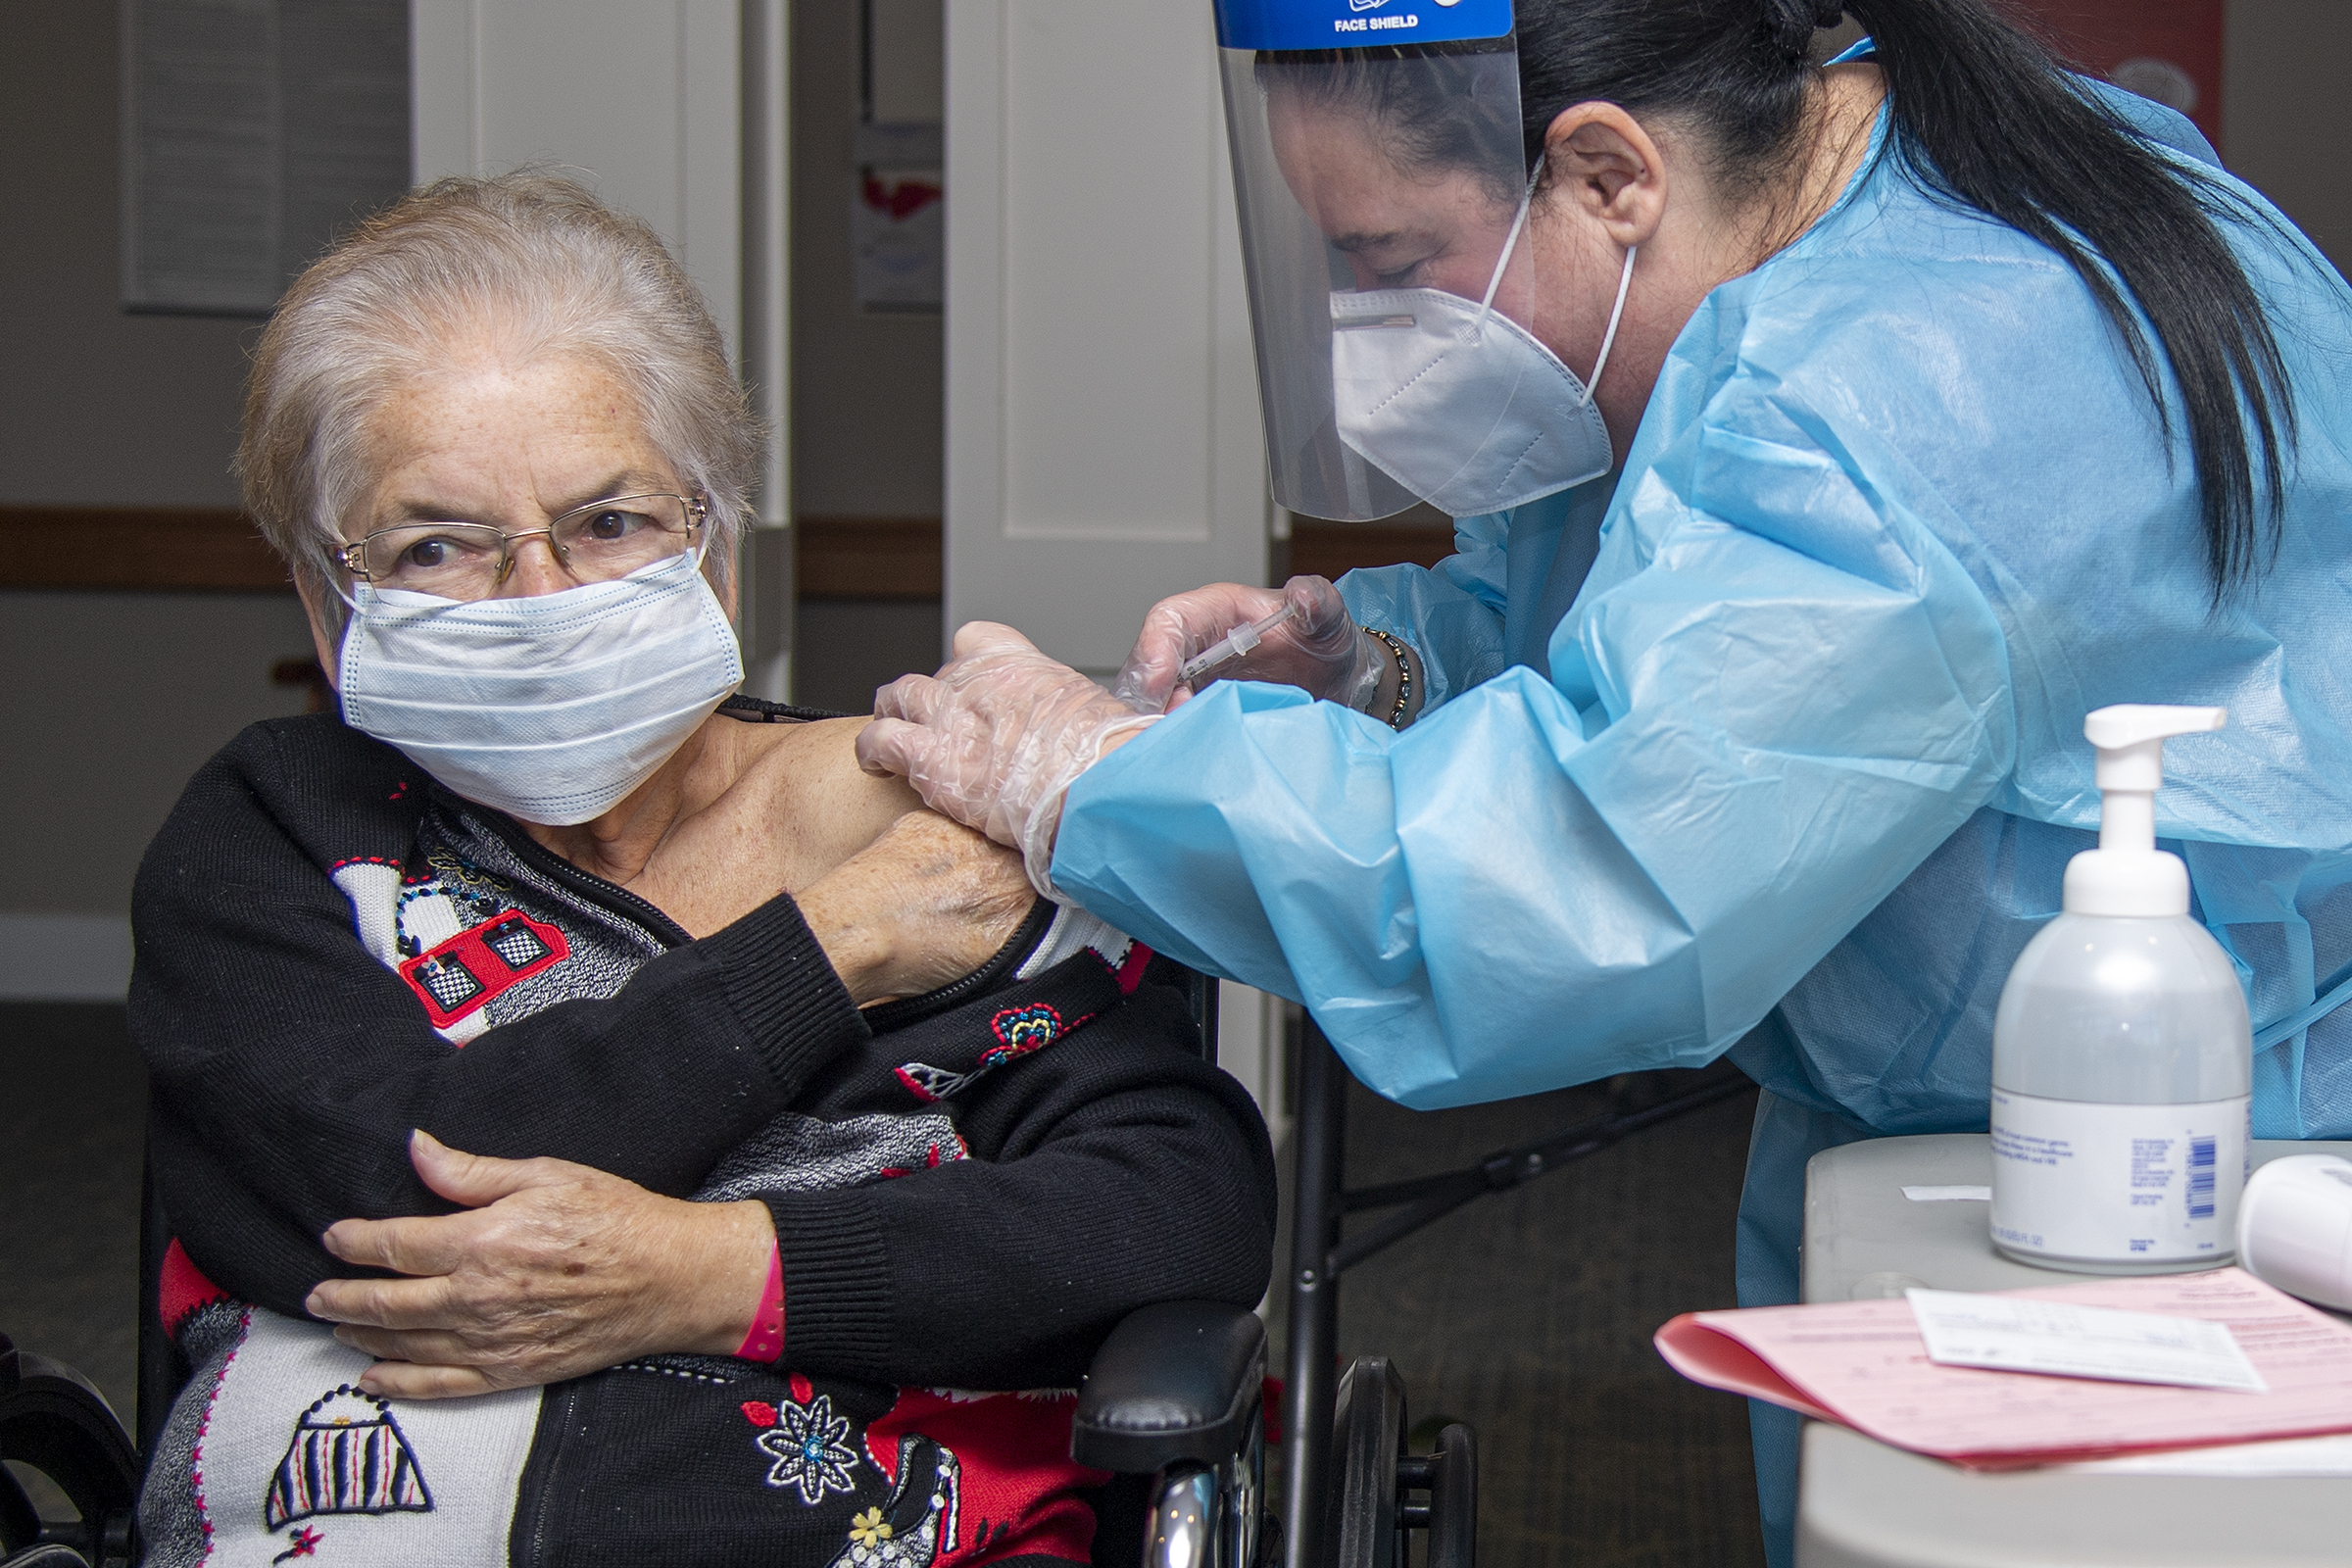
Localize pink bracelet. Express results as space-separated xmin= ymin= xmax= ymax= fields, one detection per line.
xmin=735 ymin=1242 xmax=784 ymax=1361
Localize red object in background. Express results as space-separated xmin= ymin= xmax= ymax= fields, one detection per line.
xmin=863 ymin=172 xmax=943 ymax=222
xmin=2003 ymin=0 xmax=2224 ymax=150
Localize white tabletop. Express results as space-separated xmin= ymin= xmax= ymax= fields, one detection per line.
xmin=1796 ymin=1133 xmax=2352 ymax=1568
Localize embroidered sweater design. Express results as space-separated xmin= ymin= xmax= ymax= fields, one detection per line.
xmin=129 ymin=708 xmax=1276 ymax=1568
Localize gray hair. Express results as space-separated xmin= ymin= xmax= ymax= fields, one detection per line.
xmin=239 ymin=171 xmax=761 ymax=608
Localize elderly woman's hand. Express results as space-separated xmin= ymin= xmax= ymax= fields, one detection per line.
xmin=798 ymin=808 xmax=1038 ymax=1004
xmin=306 ymin=1130 xmax=774 ymax=1398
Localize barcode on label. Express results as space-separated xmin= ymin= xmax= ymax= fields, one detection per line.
xmin=2187 ymin=1136 xmax=2218 ymax=1220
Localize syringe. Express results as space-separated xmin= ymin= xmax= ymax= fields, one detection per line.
xmin=1178 ymin=604 xmax=1298 ymax=686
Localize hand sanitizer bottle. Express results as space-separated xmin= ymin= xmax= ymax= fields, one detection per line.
xmin=1990 ymin=705 xmax=2251 ymax=1272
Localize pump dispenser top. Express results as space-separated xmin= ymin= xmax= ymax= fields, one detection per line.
xmin=2063 ymin=704 xmax=2227 ymax=917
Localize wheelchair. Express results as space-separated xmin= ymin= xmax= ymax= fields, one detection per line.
xmin=2 ymin=976 xmax=1742 ymax=1568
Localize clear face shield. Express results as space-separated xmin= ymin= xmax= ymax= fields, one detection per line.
xmin=1214 ymin=0 xmax=1628 ymax=521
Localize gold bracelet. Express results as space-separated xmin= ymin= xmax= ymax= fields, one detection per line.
xmin=1359 ymin=625 xmax=1413 ymax=730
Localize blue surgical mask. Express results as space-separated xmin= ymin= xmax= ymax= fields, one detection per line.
xmin=1332 ymin=161 xmax=1636 ymax=518
xmin=336 ymin=551 xmax=744 ymax=825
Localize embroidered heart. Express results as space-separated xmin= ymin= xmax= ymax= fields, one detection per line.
xmin=987 ymin=1004 xmax=1062 ymax=1061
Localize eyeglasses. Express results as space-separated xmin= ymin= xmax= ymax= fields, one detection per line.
xmin=339 ymin=492 xmax=709 ymax=601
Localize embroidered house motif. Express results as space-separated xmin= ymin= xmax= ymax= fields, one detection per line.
xmin=396 ymin=910 xmax=569 ymax=1028
xmin=264 ymin=1387 xmax=433 ymax=1529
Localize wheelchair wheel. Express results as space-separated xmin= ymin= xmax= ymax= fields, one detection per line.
xmin=0 ymin=1335 xmax=138 ymax=1568
xmin=1326 ymin=1358 xmax=1406 ymax=1568
xmin=1321 ymin=1357 xmax=1475 ymax=1568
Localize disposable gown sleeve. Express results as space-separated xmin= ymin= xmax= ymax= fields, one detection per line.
xmin=1052 ymin=403 xmax=2018 ymax=1109
xmin=1331 ymin=512 xmax=1512 ymax=710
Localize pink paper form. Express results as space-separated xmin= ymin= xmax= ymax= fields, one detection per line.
xmin=1655 ymin=1267 xmax=2352 ymax=1469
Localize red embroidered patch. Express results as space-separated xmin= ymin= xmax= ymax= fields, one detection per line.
xmin=397 ymin=910 xmax=569 ymax=1029
xmin=159 ymin=1237 xmax=228 ymax=1338
xmin=790 ymin=1373 xmax=815 ymax=1405
xmin=741 ymin=1400 xmax=779 ymax=1427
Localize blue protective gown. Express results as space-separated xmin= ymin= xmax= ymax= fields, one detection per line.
xmin=1052 ymin=77 xmax=2352 ymax=1566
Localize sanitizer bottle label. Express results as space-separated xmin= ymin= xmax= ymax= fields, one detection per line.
xmin=1989 ymin=1090 xmax=2249 ymax=1265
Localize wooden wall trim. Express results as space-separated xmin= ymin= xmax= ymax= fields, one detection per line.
xmin=1282 ymin=520 xmax=1456 ymax=582
xmin=796 ymin=516 xmax=943 ymax=601
xmin=0 ymin=507 xmax=293 ymax=592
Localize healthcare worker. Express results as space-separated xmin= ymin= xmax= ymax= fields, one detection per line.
xmin=858 ymin=1 xmax=2352 ymax=1558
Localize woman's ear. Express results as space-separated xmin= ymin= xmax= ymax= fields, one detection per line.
xmin=1541 ymin=102 xmax=1670 ymax=250
xmin=296 ymin=572 xmax=346 ymax=693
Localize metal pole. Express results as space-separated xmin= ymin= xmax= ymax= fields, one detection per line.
xmin=1283 ymin=1022 xmax=1348 ymax=1568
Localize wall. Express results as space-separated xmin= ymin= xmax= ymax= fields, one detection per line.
xmin=0 ymin=593 xmax=315 ymax=991
xmin=788 ymin=0 xmax=951 ymax=706
xmin=788 ymin=0 xmax=944 ymax=522
xmin=2224 ymin=0 xmax=2352 ymax=271
xmin=0 ymin=1 xmax=313 ymax=997
xmin=0 ymin=4 xmax=252 ymax=508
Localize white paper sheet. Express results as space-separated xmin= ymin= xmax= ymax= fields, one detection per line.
xmin=1906 ymin=1289 xmax=2268 ymax=1394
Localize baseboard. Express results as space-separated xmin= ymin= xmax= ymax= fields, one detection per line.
xmin=0 ymin=912 xmax=134 ymax=1001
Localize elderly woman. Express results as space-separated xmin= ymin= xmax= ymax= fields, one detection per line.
xmin=130 ymin=173 xmax=1275 ymax=1568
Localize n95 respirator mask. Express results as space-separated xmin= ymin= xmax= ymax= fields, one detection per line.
xmin=1332 ymin=168 xmax=1634 ymax=520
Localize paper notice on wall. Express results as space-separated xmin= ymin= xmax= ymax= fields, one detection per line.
xmin=853 ymin=170 xmax=943 ymax=314
xmin=1654 ymin=1267 xmax=2352 ymax=1470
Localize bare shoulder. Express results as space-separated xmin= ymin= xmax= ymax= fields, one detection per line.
xmin=728 ymin=715 xmax=926 ymax=887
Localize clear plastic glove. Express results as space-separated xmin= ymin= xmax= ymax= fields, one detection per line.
xmin=1111 ymin=575 xmax=1384 ymax=714
xmin=858 ymin=622 xmax=1160 ymax=897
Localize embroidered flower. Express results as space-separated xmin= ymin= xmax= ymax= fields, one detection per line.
xmin=270 ymin=1526 xmax=324 ymax=1563
xmin=850 ymin=1506 xmax=894 ymax=1546
xmin=755 ymin=1393 xmax=860 ymax=1503
xmin=985 ymin=1003 xmax=1062 ymax=1063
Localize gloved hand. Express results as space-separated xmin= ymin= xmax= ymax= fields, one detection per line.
xmin=858 ymin=622 xmax=1160 ymax=897
xmin=1111 ymin=575 xmax=1385 ymax=714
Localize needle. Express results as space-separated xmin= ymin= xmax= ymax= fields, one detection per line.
xmin=1179 ymin=605 xmax=1298 ymax=686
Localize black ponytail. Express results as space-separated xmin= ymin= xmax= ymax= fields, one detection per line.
xmin=1511 ymin=0 xmax=2294 ymax=597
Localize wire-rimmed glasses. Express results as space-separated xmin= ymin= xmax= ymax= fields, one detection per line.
xmin=338 ymin=492 xmax=709 ymax=601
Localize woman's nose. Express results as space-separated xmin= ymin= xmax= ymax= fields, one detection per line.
xmin=493 ymin=530 xmax=573 ymax=598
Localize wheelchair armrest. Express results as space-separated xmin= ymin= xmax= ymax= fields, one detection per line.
xmin=1072 ymin=1301 xmax=1265 ymax=1474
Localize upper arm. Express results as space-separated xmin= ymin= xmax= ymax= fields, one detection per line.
xmin=762 ymin=717 xmax=926 ymax=875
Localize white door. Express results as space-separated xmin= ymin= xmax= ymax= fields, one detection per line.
xmin=944 ymin=0 xmax=1270 ymax=677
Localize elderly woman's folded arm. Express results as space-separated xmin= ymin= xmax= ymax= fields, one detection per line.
xmin=756 ymin=984 xmax=1276 ymax=1391
xmin=313 ymin=982 xmax=1277 ymax=1396
xmin=136 ymin=720 xmax=902 ymax=1319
